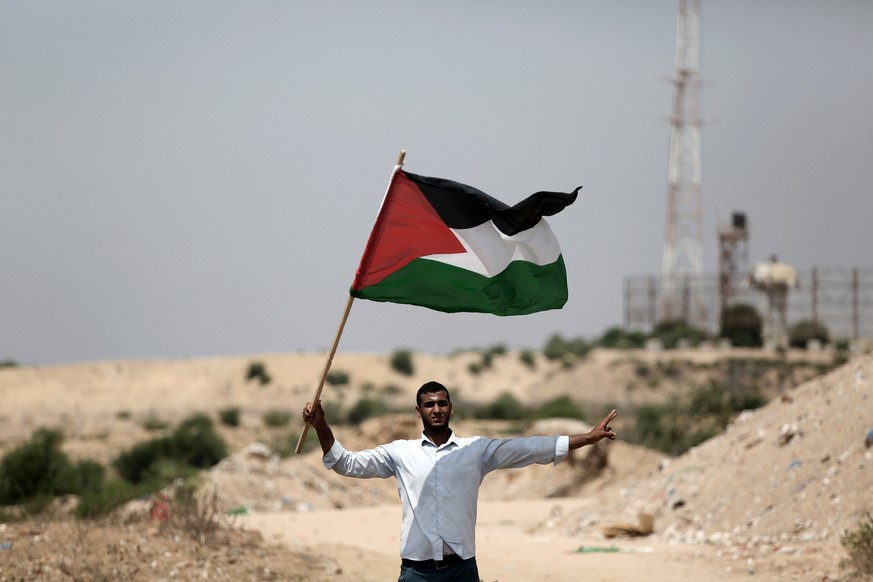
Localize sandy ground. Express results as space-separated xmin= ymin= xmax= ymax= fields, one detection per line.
xmin=241 ymin=498 xmax=776 ymax=582
xmin=0 ymin=347 xmax=870 ymax=581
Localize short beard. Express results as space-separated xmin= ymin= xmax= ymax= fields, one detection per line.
xmin=422 ymin=420 xmax=450 ymax=434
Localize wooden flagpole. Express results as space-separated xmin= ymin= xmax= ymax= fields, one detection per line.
xmin=296 ymin=148 xmax=406 ymax=454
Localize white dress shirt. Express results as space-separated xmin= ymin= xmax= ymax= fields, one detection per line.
xmin=323 ymin=431 xmax=569 ymax=561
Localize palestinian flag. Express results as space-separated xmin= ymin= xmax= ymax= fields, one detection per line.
xmin=350 ymin=169 xmax=580 ymax=316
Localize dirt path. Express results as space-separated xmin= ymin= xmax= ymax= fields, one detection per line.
xmin=239 ymin=498 xmax=760 ymax=582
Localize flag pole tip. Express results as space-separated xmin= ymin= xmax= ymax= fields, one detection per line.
xmin=397 ymin=149 xmax=406 ymax=166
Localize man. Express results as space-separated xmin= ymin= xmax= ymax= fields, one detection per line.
xmin=302 ymin=380 xmax=617 ymax=581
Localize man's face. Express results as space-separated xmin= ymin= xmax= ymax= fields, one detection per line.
xmin=416 ymin=390 xmax=452 ymax=430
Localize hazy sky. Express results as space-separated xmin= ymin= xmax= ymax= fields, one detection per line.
xmin=2 ymin=1 xmax=872 ymax=366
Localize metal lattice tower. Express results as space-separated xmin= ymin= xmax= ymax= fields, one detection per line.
xmin=660 ymin=0 xmax=705 ymax=326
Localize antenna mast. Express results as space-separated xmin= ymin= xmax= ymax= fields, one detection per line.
xmin=660 ymin=0 xmax=705 ymax=326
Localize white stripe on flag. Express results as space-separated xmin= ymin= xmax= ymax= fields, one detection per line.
xmin=422 ymin=219 xmax=562 ymax=277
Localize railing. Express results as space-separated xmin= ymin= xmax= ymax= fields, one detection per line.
xmin=624 ymin=266 xmax=873 ymax=340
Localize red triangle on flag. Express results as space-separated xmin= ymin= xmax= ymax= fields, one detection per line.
xmin=353 ymin=170 xmax=465 ymax=291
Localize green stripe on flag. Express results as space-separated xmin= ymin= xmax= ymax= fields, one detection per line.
xmin=350 ymin=255 xmax=569 ymax=316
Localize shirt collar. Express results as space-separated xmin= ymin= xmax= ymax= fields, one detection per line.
xmin=419 ymin=429 xmax=458 ymax=449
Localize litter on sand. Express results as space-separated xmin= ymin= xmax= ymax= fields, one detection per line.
xmin=574 ymin=545 xmax=654 ymax=554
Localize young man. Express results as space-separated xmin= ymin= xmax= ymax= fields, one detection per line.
xmin=302 ymin=380 xmax=617 ymax=582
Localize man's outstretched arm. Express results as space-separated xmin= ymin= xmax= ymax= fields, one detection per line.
xmin=302 ymin=400 xmax=335 ymax=454
xmin=568 ymin=409 xmax=617 ymax=450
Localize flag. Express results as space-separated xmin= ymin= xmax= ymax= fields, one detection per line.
xmin=350 ymin=169 xmax=580 ymax=316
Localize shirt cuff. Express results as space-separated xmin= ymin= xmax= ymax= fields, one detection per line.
xmin=323 ymin=439 xmax=344 ymax=470
xmin=554 ymin=435 xmax=569 ymax=465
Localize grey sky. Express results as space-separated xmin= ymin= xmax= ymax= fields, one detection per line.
xmin=2 ymin=1 xmax=872 ymax=366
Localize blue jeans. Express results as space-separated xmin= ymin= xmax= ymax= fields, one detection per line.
xmin=397 ymin=557 xmax=480 ymax=581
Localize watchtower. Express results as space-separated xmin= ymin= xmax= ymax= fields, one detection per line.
xmin=717 ymin=211 xmax=749 ymax=315
xmin=749 ymin=255 xmax=798 ymax=349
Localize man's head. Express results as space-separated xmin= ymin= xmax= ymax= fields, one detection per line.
xmin=416 ymin=381 xmax=451 ymax=407
xmin=415 ymin=381 xmax=452 ymax=433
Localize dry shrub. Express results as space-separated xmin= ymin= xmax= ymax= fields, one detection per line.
xmin=164 ymin=483 xmax=235 ymax=547
xmin=841 ymin=512 xmax=873 ymax=580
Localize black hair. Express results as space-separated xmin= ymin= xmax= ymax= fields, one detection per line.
xmin=416 ymin=381 xmax=451 ymax=407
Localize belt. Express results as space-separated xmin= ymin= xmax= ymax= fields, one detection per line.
xmin=401 ymin=553 xmax=467 ymax=570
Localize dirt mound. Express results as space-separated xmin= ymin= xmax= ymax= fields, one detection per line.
xmin=538 ymin=353 xmax=873 ymax=551
xmin=0 ymin=517 xmax=334 ymax=581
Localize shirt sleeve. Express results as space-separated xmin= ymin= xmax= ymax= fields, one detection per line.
xmin=322 ymin=438 xmax=396 ymax=479
xmin=554 ymin=435 xmax=569 ymax=465
xmin=481 ymin=435 xmax=565 ymax=473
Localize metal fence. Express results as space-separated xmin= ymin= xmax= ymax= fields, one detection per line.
xmin=624 ymin=266 xmax=873 ymax=340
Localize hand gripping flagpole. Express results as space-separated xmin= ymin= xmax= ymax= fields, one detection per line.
xmin=296 ymin=149 xmax=406 ymax=454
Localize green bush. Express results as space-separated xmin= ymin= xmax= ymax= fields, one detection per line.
xmin=246 ymin=361 xmax=272 ymax=385
xmin=273 ymin=429 xmax=320 ymax=457
xmin=479 ymin=344 xmax=507 ymax=370
xmin=326 ymin=370 xmax=350 ymax=386
xmin=113 ymin=414 xmax=227 ymax=484
xmin=652 ymin=320 xmax=709 ymax=349
xmin=475 ymin=392 xmax=529 ymax=420
xmin=597 ymin=326 xmax=646 ymax=349
xmin=0 ymin=428 xmax=106 ymax=506
xmin=112 ymin=439 xmax=168 ymax=484
xmin=380 ymin=383 xmax=402 ymax=395
xmin=657 ymin=360 xmax=682 ymax=379
xmin=390 ymin=349 xmax=415 ymax=376
xmin=321 ymin=400 xmax=345 ymax=424
xmin=633 ymin=402 xmax=696 ymax=455
xmin=347 ymin=397 xmax=389 ymax=425
xmin=0 ymin=359 xmax=17 ymax=368
xmin=634 ymin=361 xmax=651 ymax=378
xmin=533 ymin=396 xmax=586 ymax=421
xmin=841 ymin=512 xmax=873 ymax=580
xmin=631 ymin=380 xmax=765 ymax=456
xmin=218 ymin=407 xmax=241 ymax=427
xmin=142 ymin=416 xmax=169 ymax=431
xmin=719 ymin=303 xmax=763 ymax=347
xmin=789 ymin=319 xmax=830 ymax=349
xmin=519 ymin=350 xmax=536 ymax=370
xmin=262 ymin=409 xmax=292 ymax=427
xmin=173 ymin=414 xmax=228 ymax=467
xmin=65 ymin=460 xmax=106 ymax=497
xmin=76 ymin=478 xmax=151 ymax=519
xmin=543 ymin=334 xmax=590 ymax=361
